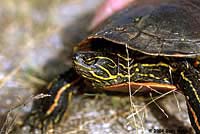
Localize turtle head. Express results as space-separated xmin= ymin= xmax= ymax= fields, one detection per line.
xmin=73 ymin=51 xmax=119 ymax=88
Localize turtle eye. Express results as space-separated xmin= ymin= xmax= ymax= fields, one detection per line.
xmin=194 ymin=60 xmax=200 ymax=68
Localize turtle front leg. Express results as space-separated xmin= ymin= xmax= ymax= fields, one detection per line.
xmin=26 ymin=68 xmax=81 ymax=130
xmin=175 ymin=61 xmax=200 ymax=134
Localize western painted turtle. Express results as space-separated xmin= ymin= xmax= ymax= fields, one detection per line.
xmin=27 ymin=0 xmax=200 ymax=133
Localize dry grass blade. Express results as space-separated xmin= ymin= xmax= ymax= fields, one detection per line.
xmin=0 ymin=93 xmax=51 ymax=134
xmin=149 ymin=93 xmax=168 ymax=118
xmin=127 ymin=89 xmax=176 ymax=119
xmin=125 ymin=44 xmax=145 ymax=133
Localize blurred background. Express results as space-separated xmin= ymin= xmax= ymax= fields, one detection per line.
xmin=0 ymin=0 xmax=194 ymax=133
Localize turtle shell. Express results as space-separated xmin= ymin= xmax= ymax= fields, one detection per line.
xmin=78 ymin=0 xmax=200 ymax=57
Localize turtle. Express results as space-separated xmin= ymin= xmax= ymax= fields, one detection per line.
xmin=27 ymin=0 xmax=200 ymax=133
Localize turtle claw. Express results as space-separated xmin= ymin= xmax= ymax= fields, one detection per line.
xmin=25 ymin=90 xmax=70 ymax=131
xmin=25 ymin=109 xmax=51 ymax=131
xmin=24 ymin=69 xmax=80 ymax=131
